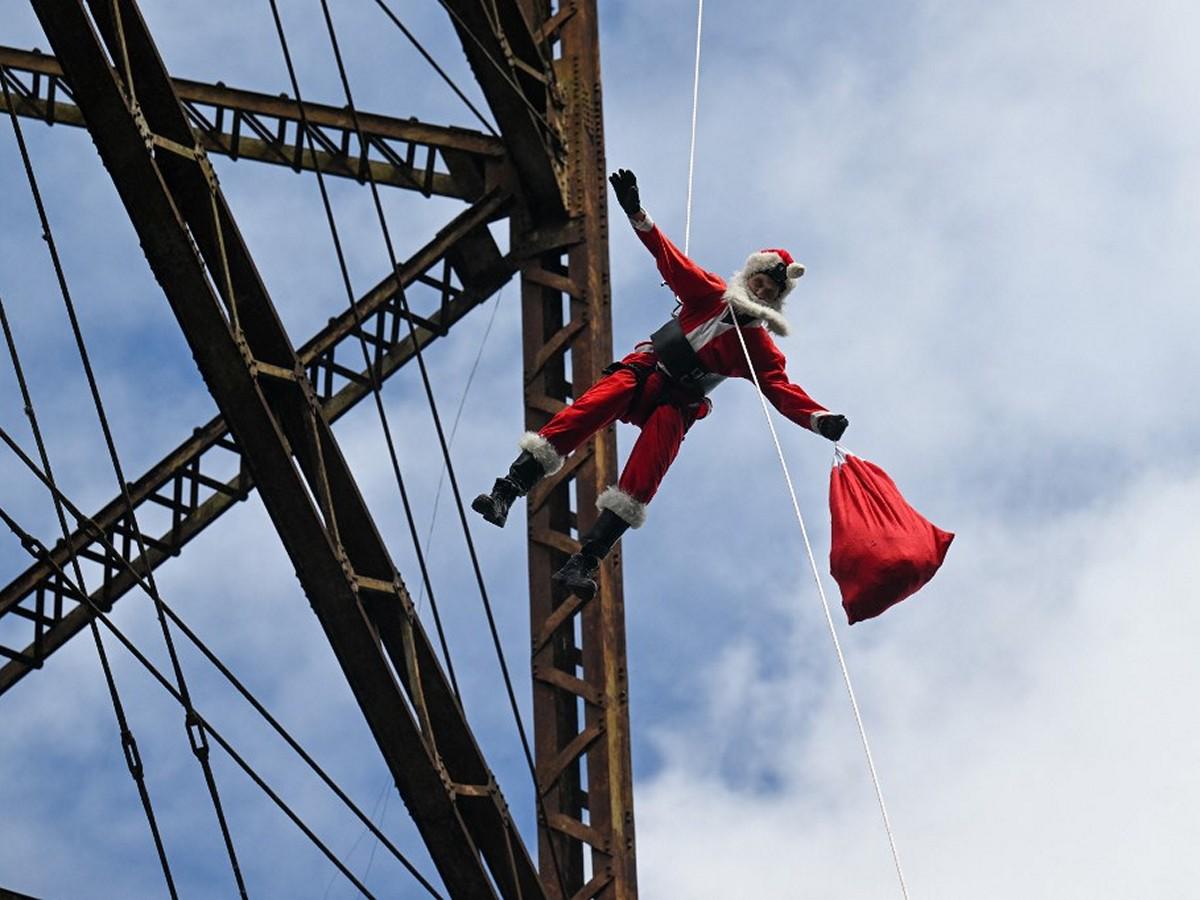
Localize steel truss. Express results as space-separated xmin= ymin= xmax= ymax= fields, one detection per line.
xmin=0 ymin=191 xmax=513 ymax=693
xmin=4 ymin=1 xmax=637 ymax=897
xmin=29 ymin=0 xmax=540 ymax=896
xmin=0 ymin=44 xmax=503 ymax=198
xmin=445 ymin=1 xmax=638 ymax=896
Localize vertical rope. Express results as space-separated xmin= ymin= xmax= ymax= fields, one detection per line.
xmin=680 ymin=5 xmax=910 ymax=896
xmin=683 ymin=0 xmax=704 ymax=257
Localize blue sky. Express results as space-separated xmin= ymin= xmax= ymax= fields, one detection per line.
xmin=3 ymin=0 xmax=1200 ymax=897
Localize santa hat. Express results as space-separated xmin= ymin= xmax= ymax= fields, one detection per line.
xmin=725 ymin=247 xmax=805 ymax=337
xmin=742 ymin=247 xmax=806 ymax=300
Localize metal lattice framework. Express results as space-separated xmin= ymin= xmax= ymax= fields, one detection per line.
xmin=1 ymin=0 xmax=635 ymax=897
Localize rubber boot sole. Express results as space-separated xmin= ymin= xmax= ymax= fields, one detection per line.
xmin=551 ymin=571 xmax=597 ymax=600
xmin=471 ymin=493 xmax=508 ymax=528
xmin=551 ymin=556 xmax=599 ymax=600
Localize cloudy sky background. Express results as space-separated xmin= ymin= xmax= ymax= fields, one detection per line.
xmin=2 ymin=0 xmax=1198 ymax=897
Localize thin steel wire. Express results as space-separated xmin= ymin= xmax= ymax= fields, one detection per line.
xmin=0 ymin=423 xmax=444 ymax=899
xmin=0 ymin=293 xmax=178 ymax=900
xmin=429 ymin=0 xmax=557 ymax=134
xmin=368 ymin=0 xmax=499 ymax=137
xmin=416 ymin=286 xmax=505 ymax=612
xmin=0 ymin=498 xmax=376 ymax=900
xmin=2 ymin=63 xmax=249 ymax=897
xmin=263 ymin=0 xmax=464 ymax=704
xmin=314 ymin=5 xmax=568 ymax=895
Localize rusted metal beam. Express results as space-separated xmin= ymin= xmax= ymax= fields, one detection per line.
xmin=487 ymin=0 xmax=639 ymax=897
xmin=0 ymin=190 xmax=513 ymax=696
xmin=28 ymin=0 xmax=541 ymax=895
xmin=441 ymin=0 xmax=567 ymax=215
xmin=0 ymin=44 xmax=505 ymax=198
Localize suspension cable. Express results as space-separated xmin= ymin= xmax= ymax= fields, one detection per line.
xmin=428 ymin=0 xmax=557 ymax=135
xmin=416 ymin=286 xmax=505 ymax=612
xmin=1 ymin=67 xmax=248 ymax=896
xmin=677 ymin=5 xmax=910 ymax=894
xmin=0 ymin=421 xmax=444 ymax=898
xmin=368 ymin=0 xmax=498 ymax=137
xmin=0 ymin=76 xmax=183 ymax=899
xmin=0 ymin=499 xmax=377 ymax=900
xmin=263 ymin=0 xmax=464 ymax=705
xmin=0 ymin=293 xmax=178 ymax=899
xmin=313 ymin=5 xmax=570 ymax=896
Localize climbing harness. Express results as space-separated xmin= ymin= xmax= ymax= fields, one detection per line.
xmin=650 ymin=316 xmax=726 ymax=395
xmin=680 ymin=2 xmax=911 ymax=896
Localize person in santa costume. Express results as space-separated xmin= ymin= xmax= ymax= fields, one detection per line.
xmin=472 ymin=168 xmax=848 ymax=599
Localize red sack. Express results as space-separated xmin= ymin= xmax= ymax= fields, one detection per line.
xmin=829 ymin=450 xmax=954 ymax=624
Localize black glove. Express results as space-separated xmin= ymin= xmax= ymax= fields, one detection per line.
xmin=609 ymin=168 xmax=641 ymax=216
xmin=816 ymin=413 xmax=849 ymax=442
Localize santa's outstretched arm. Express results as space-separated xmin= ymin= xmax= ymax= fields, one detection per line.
xmin=609 ymin=168 xmax=725 ymax=306
xmin=740 ymin=329 xmax=849 ymax=440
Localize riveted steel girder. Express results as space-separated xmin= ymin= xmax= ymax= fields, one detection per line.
xmin=28 ymin=0 xmax=543 ymax=895
xmin=438 ymin=2 xmax=639 ymax=897
xmin=0 ymin=44 xmax=505 ymax=198
xmin=0 ymin=190 xmax=513 ymax=696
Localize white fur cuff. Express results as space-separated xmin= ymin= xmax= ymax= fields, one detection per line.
xmin=597 ymin=486 xmax=647 ymax=528
xmin=808 ymin=411 xmax=827 ymax=434
xmin=631 ymin=209 xmax=654 ymax=232
xmin=519 ymin=431 xmax=565 ymax=476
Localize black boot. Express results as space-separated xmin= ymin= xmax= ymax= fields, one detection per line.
xmin=552 ymin=509 xmax=630 ymax=600
xmin=471 ymin=451 xmax=546 ymax=527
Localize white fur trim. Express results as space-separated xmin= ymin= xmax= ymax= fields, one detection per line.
xmin=724 ymin=274 xmax=791 ymax=336
xmin=808 ymin=411 xmax=827 ymax=434
xmin=597 ymin=486 xmax=647 ymax=529
xmin=739 ymin=251 xmax=805 ymax=307
xmin=519 ymin=431 xmax=565 ymax=476
xmin=631 ymin=209 xmax=654 ymax=232
xmin=743 ymin=251 xmax=785 ymax=272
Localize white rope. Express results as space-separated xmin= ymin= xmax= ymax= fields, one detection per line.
xmin=724 ymin=316 xmax=910 ymax=899
xmin=683 ymin=0 xmax=704 ymax=257
xmin=677 ymin=4 xmax=910 ymax=896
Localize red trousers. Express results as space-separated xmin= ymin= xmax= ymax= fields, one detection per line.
xmin=539 ymin=352 xmax=709 ymax=505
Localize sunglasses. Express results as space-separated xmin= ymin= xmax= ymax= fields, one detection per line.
xmin=762 ymin=261 xmax=789 ymax=289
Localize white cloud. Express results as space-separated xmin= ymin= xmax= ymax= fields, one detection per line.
xmin=636 ymin=461 xmax=1200 ymax=899
xmin=4 ymin=0 xmax=1200 ymax=895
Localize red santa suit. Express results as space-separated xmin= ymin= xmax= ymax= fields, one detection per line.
xmin=518 ymin=210 xmax=832 ymax=528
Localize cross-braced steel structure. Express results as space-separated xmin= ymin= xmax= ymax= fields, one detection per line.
xmin=0 ymin=1 xmax=635 ymax=897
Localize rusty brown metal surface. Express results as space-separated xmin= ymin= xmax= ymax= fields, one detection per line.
xmin=539 ymin=4 xmax=637 ymax=895
xmin=450 ymin=0 xmax=638 ymax=895
xmin=442 ymin=0 xmax=567 ymax=216
xmin=28 ymin=0 xmax=544 ymax=894
xmin=0 ymin=191 xmax=513 ymax=696
xmin=7 ymin=0 xmax=639 ymax=894
xmin=0 ymin=44 xmax=504 ymax=198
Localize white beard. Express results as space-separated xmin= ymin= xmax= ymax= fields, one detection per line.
xmin=724 ymin=269 xmax=791 ymax=336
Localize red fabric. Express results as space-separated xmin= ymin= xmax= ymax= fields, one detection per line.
xmin=538 ymin=352 xmax=707 ymax=504
xmin=759 ymin=247 xmax=794 ymax=265
xmin=529 ymin=217 xmax=830 ymax=517
xmin=829 ymin=454 xmax=954 ymax=624
xmin=634 ymin=223 xmax=829 ymax=431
